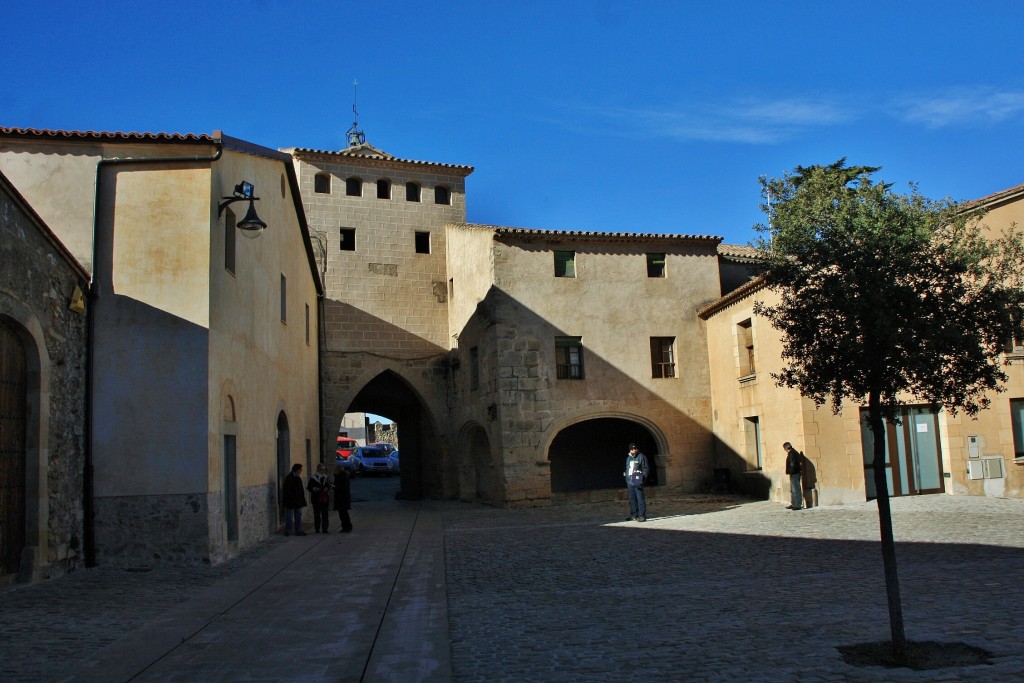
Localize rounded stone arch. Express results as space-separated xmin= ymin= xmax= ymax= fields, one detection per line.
xmin=341 ymin=368 xmax=446 ymax=501
xmin=0 ymin=306 xmax=50 ymax=581
xmin=454 ymin=421 xmax=500 ymax=504
xmin=542 ymin=410 xmax=670 ymax=495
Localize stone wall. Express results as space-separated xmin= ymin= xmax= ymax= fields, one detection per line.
xmin=0 ymin=173 xmax=89 ymax=583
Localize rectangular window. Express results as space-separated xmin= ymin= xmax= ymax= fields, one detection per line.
xmin=280 ymin=274 xmax=287 ymax=323
xmin=555 ymin=336 xmax=584 ymax=379
xmin=737 ymin=319 xmax=755 ymax=377
xmin=340 ymin=228 xmax=356 ymax=251
xmin=415 ymin=231 xmax=431 ymax=254
xmin=469 ymin=346 xmax=479 ymax=391
xmin=448 ymin=278 xmax=454 ymax=299
xmin=314 ymin=173 xmax=330 ymax=194
xmin=650 ymin=337 xmax=676 ymax=378
xmin=744 ymin=416 xmax=763 ymax=470
xmin=554 ymin=251 xmax=576 ymax=278
xmin=646 ymin=253 xmax=666 ymax=278
xmin=305 ymin=304 xmax=310 ymax=345
xmin=1012 ymin=398 xmax=1024 ymax=460
xmin=224 ymin=207 xmax=236 ymax=274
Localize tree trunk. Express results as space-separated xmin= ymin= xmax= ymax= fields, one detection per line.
xmin=869 ymin=391 xmax=907 ymax=663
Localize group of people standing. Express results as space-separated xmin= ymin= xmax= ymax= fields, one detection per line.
xmin=281 ymin=463 xmax=354 ymax=535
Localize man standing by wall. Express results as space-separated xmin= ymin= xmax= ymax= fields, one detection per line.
xmin=624 ymin=443 xmax=649 ymax=522
xmin=283 ymin=464 xmax=308 ymax=535
xmin=784 ymin=442 xmax=803 ymax=510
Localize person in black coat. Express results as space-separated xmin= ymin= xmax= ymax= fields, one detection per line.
xmin=282 ymin=463 xmax=307 ymax=536
xmin=306 ymin=463 xmax=333 ymax=533
xmin=333 ymin=466 xmax=354 ymax=532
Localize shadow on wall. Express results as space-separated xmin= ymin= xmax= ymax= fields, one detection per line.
xmin=711 ymin=436 xmax=771 ymax=500
xmin=549 ymin=418 xmax=660 ymax=492
xmin=451 ymin=282 xmax=713 ymax=503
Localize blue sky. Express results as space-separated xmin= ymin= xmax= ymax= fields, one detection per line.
xmin=4 ymin=1 xmax=1023 ymax=245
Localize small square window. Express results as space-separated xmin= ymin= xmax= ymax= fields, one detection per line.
xmin=415 ymin=231 xmax=431 ymax=254
xmin=647 ymin=253 xmax=666 ymax=277
xmin=314 ymin=173 xmax=331 ymax=194
xmin=406 ymin=182 xmax=421 ymax=202
xmin=345 ymin=177 xmax=361 ymax=197
xmin=377 ymin=179 xmax=391 ymax=199
xmin=340 ymin=228 xmax=356 ymax=251
xmin=554 ymin=251 xmax=576 ymax=278
xmin=435 ymin=186 xmax=451 ymax=205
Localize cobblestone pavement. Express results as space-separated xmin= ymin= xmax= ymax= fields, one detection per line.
xmin=0 ymin=540 xmax=282 ymax=682
xmin=1 ymin=493 xmax=1022 ymax=682
xmin=443 ymin=494 xmax=1024 ymax=682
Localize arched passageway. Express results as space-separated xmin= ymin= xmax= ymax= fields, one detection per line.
xmin=457 ymin=424 xmax=496 ymax=503
xmin=549 ymin=418 xmax=660 ymax=493
xmin=345 ymin=371 xmax=440 ymax=500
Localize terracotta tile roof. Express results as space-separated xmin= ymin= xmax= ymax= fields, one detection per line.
xmin=717 ymin=243 xmax=764 ymax=260
xmin=963 ymin=181 xmax=1024 ymax=210
xmin=482 ymin=224 xmax=721 ymax=243
xmin=0 ymin=126 xmax=216 ymax=142
xmin=697 ymin=275 xmax=768 ymax=319
xmin=287 ymin=144 xmax=474 ymax=174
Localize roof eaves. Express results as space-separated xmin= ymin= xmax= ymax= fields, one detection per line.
xmin=487 ymin=225 xmax=722 ymax=245
xmin=697 ymin=275 xmax=767 ymax=319
xmin=0 ymin=126 xmax=216 ymax=143
xmin=288 ymin=146 xmax=474 ymax=175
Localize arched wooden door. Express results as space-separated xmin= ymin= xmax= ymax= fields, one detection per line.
xmin=0 ymin=318 xmax=27 ymax=576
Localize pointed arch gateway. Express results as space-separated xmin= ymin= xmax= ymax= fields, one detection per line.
xmin=345 ymin=370 xmax=444 ymax=500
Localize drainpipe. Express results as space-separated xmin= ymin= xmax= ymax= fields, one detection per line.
xmin=83 ymin=136 xmax=223 ymax=567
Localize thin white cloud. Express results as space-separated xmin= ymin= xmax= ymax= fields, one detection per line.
xmin=562 ymin=87 xmax=1024 ymax=146
xmin=893 ymin=88 xmax=1024 ymax=128
xmin=580 ymin=96 xmax=853 ymax=145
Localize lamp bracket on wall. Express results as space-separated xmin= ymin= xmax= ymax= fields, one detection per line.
xmin=218 ymin=181 xmax=267 ymax=238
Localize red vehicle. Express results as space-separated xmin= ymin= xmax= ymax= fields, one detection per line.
xmin=335 ymin=437 xmax=360 ymax=472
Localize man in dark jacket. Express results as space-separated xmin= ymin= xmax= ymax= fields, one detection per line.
xmin=624 ymin=443 xmax=650 ymax=522
xmin=307 ymin=463 xmax=332 ymax=533
xmin=282 ymin=463 xmax=308 ymax=536
xmin=784 ymin=442 xmax=803 ymax=510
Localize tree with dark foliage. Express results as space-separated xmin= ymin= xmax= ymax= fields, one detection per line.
xmin=753 ymin=160 xmax=1024 ymax=663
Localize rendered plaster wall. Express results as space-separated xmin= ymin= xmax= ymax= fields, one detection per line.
xmin=703 ymin=290 xmax=867 ymax=506
xmin=207 ymin=151 xmax=322 ymax=547
xmin=470 ymin=235 xmax=721 ymax=504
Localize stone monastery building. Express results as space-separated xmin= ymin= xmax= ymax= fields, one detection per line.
xmin=1 ymin=123 xmax=1022 ymax=582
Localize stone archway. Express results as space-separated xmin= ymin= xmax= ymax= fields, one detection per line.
xmin=457 ymin=423 xmax=495 ymax=503
xmin=344 ymin=370 xmax=443 ymax=500
xmin=549 ymin=417 xmax=660 ymax=494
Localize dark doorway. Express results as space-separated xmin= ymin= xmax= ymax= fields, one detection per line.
xmin=0 ymin=318 xmax=28 ymax=576
xmin=549 ymin=418 xmax=659 ymax=493
xmin=346 ymin=370 xmax=440 ymax=500
xmin=276 ymin=411 xmax=290 ymax=527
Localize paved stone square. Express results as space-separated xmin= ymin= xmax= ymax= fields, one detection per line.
xmin=0 ymin=493 xmax=1021 ymax=682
